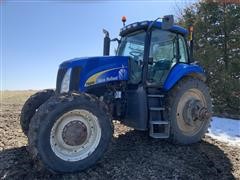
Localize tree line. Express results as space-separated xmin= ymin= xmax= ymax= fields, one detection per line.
xmin=178 ymin=0 xmax=240 ymax=118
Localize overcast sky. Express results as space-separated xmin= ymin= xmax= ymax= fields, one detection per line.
xmin=1 ymin=0 xmax=196 ymax=90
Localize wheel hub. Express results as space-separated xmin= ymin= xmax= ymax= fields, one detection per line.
xmin=183 ymin=99 xmax=209 ymax=126
xmin=62 ymin=120 xmax=88 ymax=146
xmin=50 ymin=109 xmax=101 ymax=161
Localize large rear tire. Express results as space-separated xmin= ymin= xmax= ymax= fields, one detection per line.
xmin=167 ymin=77 xmax=212 ymax=145
xmin=27 ymin=92 xmax=113 ymax=173
xmin=20 ymin=89 xmax=54 ymax=135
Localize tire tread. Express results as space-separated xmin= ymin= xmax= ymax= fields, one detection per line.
xmin=27 ymin=92 xmax=112 ymax=173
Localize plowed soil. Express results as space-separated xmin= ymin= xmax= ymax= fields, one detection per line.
xmin=0 ymin=91 xmax=239 ymax=179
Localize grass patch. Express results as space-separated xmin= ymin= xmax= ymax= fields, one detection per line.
xmin=1 ymin=90 xmax=38 ymax=104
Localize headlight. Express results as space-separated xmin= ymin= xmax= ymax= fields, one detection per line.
xmin=60 ymin=68 xmax=71 ymax=93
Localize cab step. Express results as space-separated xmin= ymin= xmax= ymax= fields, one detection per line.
xmin=149 ymin=120 xmax=169 ymax=125
xmin=147 ymin=94 xmax=165 ymax=98
xmin=149 ymin=133 xmax=169 ymax=139
xmin=149 ymin=107 xmax=165 ymax=111
xmin=149 ymin=120 xmax=170 ymax=138
xmin=147 ymin=92 xmax=170 ymax=139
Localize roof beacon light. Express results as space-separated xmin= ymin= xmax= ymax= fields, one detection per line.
xmin=122 ymin=16 xmax=127 ymax=26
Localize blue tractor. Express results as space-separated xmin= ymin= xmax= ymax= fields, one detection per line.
xmin=20 ymin=15 xmax=212 ymax=173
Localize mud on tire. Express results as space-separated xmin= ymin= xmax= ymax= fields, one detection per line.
xmin=167 ymin=77 xmax=212 ymax=145
xmin=27 ymin=92 xmax=113 ymax=173
xmin=20 ymin=89 xmax=54 ymax=136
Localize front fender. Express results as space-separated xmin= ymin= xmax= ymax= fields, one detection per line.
xmin=163 ymin=63 xmax=206 ymax=91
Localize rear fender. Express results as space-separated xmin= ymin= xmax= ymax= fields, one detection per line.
xmin=163 ymin=63 xmax=206 ymax=91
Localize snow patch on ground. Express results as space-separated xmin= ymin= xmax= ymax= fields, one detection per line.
xmin=207 ymin=117 xmax=240 ymax=147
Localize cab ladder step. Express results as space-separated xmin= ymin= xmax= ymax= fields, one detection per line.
xmin=149 ymin=107 xmax=165 ymax=111
xmin=147 ymin=94 xmax=165 ymax=98
xmin=147 ymin=92 xmax=170 ymax=139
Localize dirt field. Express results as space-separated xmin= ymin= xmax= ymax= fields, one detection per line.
xmin=0 ymin=91 xmax=239 ymax=179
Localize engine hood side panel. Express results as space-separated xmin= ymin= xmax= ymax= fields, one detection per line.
xmin=59 ymin=56 xmax=129 ymax=92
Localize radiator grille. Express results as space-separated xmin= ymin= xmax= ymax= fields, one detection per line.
xmin=69 ymin=67 xmax=81 ymax=91
xmin=56 ymin=68 xmax=67 ymax=93
xmin=56 ymin=66 xmax=81 ymax=93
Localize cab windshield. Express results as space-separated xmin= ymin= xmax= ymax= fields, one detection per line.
xmin=117 ymin=31 xmax=146 ymax=84
xmin=117 ymin=31 xmax=145 ymax=62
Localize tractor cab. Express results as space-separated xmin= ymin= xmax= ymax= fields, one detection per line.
xmin=98 ymin=16 xmax=204 ymax=135
xmin=99 ymin=16 xmax=207 ymax=134
xmin=117 ymin=20 xmax=188 ymax=87
xmin=103 ymin=15 xmax=194 ymax=89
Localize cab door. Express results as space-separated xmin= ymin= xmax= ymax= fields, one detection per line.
xmin=147 ymin=29 xmax=178 ymax=86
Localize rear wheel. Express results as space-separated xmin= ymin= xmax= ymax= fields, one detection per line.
xmin=168 ymin=77 xmax=212 ymax=144
xmin=28 ymin=92 xmax=113 ymax=173
xmin=20 ymin=89 xmax=54 ymax=135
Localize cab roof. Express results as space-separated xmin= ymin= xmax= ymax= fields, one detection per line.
xmin=120 ymin=20 xmax=188 ymax=37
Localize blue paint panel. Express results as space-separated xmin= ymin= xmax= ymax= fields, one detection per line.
xmin=59 ymin=56 xmax=129 ymax=91
xmin=163 ymin=63 xmax=206 ymax=90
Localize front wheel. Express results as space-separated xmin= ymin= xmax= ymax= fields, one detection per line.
xmin=167 ymin=77 xmax=212 ymax=145
xmin=20 ymin=89 xmax=54 ymax=135
xmin=28 ymin=93 xmax=113 ymax=173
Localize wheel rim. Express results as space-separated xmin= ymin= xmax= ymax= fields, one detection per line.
xmin=176 ymin=88 xmax=208 ymax=136
xmin=50 ymin=109 xmax=101 ymax=162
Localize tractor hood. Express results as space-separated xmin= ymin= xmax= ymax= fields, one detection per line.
xmin=58 ymin=56 xmax=129 ymax=92
xmin=60 ymin=56 xmax=128 ymax=69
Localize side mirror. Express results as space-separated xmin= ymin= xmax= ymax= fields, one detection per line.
xmin=148 ymin=57 xmax=154 ymax=65
xmin=111 ymin=38 xmax=121 ymax=44
xmin=103 ymin=29 xmax=110 ymax=56
xmin=162 ymin=15 xmax=174 ymax=30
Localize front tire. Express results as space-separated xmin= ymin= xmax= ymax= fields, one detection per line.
xmin=20 ymin=89 xmax=54 ymax=135
xmin=168 ymin=77 xmax=212 ymax=145
xmin=28 ymin=92 xmax=113 ymax=173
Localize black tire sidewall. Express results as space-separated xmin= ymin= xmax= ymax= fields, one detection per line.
xmin=20 ymin=89 xmax=54 ymax=135
xmin=169 ymin=78 xmax=212 ymax=144
xmin=36 ymin=96 xmax=112 ymax=173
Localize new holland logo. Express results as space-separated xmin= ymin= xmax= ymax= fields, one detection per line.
xmin=85 ymin=66 xmax=128 ymax=87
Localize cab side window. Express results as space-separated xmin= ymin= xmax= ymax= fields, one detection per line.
xmin=178 ymin=35 xmax=188 ymax=63
xmin=147 ymin=29 xmax=177 ymax=85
